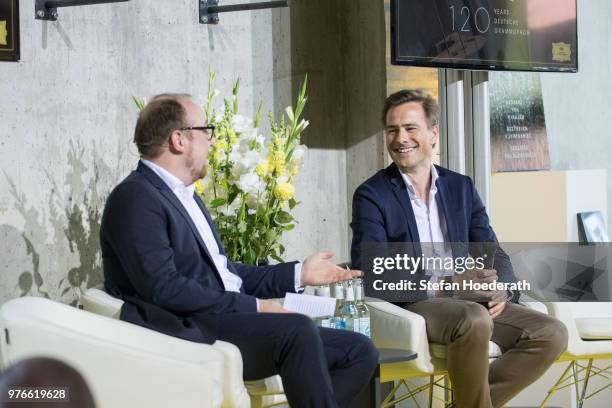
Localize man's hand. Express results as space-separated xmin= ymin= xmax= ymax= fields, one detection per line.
xmin=453 ymin=268 xmax=498 ymax=285
xmin=453 ymin=269 xmax=506 ymax=303
xmin=301 ymin=251 xmax=362 ymax=286
xmin=258 ymin=299 xmax=290 ymax=313
xmin=488 ymin=301 xmax=506 ymax=319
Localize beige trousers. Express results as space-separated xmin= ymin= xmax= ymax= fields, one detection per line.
xmin=407 ymin=299 xmax=568 ymax=408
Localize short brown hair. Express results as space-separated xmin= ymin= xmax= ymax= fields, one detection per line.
xmin=382 ymin=89 xmax=439 ymax=128
xmin=133 ymin=93 xmax=192 ymax=158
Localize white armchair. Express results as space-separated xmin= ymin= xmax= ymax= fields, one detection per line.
xmin=541 ymin=302 xmax=612 ymax=407
xmin=0 ymin=297 xmax=225 ymax=408
xmin=81 ymin=288 xmax=285 ymax=408
xmin=367 ymin=299 xmax=534 ymax=407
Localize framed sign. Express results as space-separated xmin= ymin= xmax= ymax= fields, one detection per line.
xmin=490 ymin=71 xmax=550 ymax=172
xmin=0 ymin=0 xmax=19 ymax=62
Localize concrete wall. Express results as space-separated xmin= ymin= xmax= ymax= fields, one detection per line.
xmin=540 ymin=0 xmax=612 ymax=231
xmin=0 ymin=0 xmax=346 ymax=304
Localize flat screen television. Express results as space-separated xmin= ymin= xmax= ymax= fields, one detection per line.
xmin=391 ymin=0 xmax=578 ymax=72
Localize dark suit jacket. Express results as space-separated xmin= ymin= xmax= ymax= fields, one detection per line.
xmin=101 ymin=162 xmax=297 ymax=344
xmin=350 ymin=163 xmax=519 ymax=302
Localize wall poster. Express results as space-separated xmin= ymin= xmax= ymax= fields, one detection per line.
xmin=489 ymin=71 xmax=550 ymax=172
xmin=0 ymin=0 xmax=19 ymax=62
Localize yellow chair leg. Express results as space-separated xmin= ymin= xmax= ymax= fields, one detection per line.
xmin=540 ymin=361 xmax=574 ymax=408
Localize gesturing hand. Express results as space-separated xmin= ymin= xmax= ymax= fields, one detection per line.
xmin=301 ymin=251 xmax=362 ymax=286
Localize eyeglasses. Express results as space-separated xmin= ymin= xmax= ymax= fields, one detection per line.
xmin=179 ymin=125 xmax=215 ymax=141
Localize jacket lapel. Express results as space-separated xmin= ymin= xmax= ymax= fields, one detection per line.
xmin=137 ymin=163 xmax=218 ymax=267
xmin=386 ymin=164 xmax=422 ymax=253
xmin=194 ymin=194 xmax=243 ymax=290
xmin=194 ymin=193 xmax=227 ymax=256
xmin=433 ymin=166 xmax=458 ymax=243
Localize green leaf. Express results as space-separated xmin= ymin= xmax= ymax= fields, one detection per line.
xmin=17 ymin=272 xmax=33 ymax=296
xmin=288 ymin=198 xmax=298 ymax=210
xmin=132 ymin=95 xmax=146 ymax=111
xmin=227 ymin=186 xmax=240 ymax=204
xmin=254 ymin=101 xmax=263 ymax=128
xmin=283 ymin=224 xmax=295 ymax=232
xmin=244 ymin=248 xmax=257 ymax=265
xmin=237 ymin=221 xmax=247 ymax=233
xmin=210 ymin=198 xmax=226 ymax=208
xmin=270 ymin=252 xmax=284 ymax=263
xmin=265 ymin=230 xmax=276 ymax=243
xmin=275 ymin=211 xmax=294 ymax=224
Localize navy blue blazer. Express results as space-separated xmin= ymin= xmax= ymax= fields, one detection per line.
xmin=101 ymin=162 xmax=296 ymax=344
xmin=350 ymin=163 xmax=518 ymax=302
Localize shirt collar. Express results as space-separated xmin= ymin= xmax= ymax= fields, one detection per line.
xmin=141 ymin=159 xmax=195 ymax=200
xmin=400 ymin=164 xmax=439 ymax=198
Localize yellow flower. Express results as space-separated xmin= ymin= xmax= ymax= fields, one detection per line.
xmin=227 ymin=129 xmax=238 ymax=144
xmin=274 ymin=138 xmax=284 ymax=148
xmin=274 ymin=182 xmax=295 ymax=201
xmin=194 ymin=180 xmax=205 ymax=196
xmin=215 ymin=139 xmax=229 ymax=152
xmin=255 ymin=162 xmax=269 ymax=177
xmin=289 ymin=165 xmax=299 ymax=176
xmin=213 ymin=150 xmax=223 ymax=162
xmin=275 ymin=163 xmax=286 ymax=176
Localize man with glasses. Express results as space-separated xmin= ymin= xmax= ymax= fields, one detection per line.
xmin=351 ymin=89 xmax=567 ymax=408
xmin=100 ymin=93 xmax=377 ymax=408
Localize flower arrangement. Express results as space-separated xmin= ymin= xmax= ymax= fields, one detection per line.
xmin=194 ymin=70 xmax=309 ymax=265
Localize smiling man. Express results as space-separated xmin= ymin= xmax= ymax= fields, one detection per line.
xmin=350 ymin=89 xmax=567 ymax=408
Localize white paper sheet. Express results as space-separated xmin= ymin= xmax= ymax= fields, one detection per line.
xmin=282 ymin=293 xmax=337 ymax=317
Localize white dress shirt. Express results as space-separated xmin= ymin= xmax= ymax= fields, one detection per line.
xmin=400 ymin=165 xmax=454 ymax=294
xmin=142 ymin=160 xmax=244 ymax=292
xmin=141 ymin=160 xmax=302 ymax=303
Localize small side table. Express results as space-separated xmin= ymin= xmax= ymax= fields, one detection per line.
xmin=371 ymin=348 xmax=417 ymax=408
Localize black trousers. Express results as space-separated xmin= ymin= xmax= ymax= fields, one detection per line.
xmin=214 ymin=312 xmax=378 ymax=408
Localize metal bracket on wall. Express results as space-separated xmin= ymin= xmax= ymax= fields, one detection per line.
xmin=199 ymin=0 xmax=289 ymax=24
xmin=35 ymin=0 xmax=129 ymax=21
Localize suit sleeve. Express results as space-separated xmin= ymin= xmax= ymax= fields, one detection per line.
xmin=350 ymin=184 xmax=388 ymax=270
xmin=102 ymin=182 xmax=257 ymax=314
xmin=231 ymin=261 xmax=297 ymax=298
xmin=466 ymin=177 xmax=520 ymax=302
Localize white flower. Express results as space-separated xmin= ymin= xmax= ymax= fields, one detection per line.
xmin=230 ymin=149 xmax=262 ymax=178
xmin=285 ymin=106 xmax=295 ymax=122
xmin=238 ymin=172 xmax=265 ymax=196
xmin=290 ymin=144 xmax=308 ymax=167
xmin=237 ymin=129 xmax=261 ymax=153
xmin=232 ymin=115 xmax=254 ymax=133
xmin=218 ymin=199 xmax=241 ymax=216
xmin=214 ymin=108 xmax=225 ymax=123
xmin=296 ymin=119 xmax=310 ymax=133
xmin=201 ymin=177 xmax=228 ymax=201
xmin=246 ymin=192 xmax=265 ymax=209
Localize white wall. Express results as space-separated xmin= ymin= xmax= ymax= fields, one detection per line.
xmin=541 ymin=0 xmax=612 ymax=232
